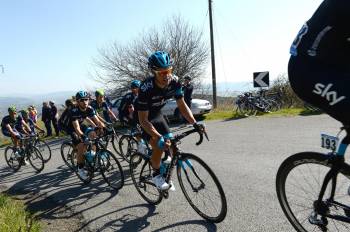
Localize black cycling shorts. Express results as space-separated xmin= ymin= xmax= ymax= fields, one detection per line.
xmin=68 ymin=124 xmax=92 ymax=145
xmin=142 ymin=113 xmax=171 ymax=141
xmin=288 ymin=56 xmax=350 ymax=125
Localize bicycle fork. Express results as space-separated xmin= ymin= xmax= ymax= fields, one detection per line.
xmin=178 ymin=156 xmax=205 ymax=192
xmin=312 ymin=136 xmax=350 ymax=225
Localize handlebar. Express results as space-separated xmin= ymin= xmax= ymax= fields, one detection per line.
xmin=172 ymin=125 xmax=209 ymax=146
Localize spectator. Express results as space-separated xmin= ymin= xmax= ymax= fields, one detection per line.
xmin=41 ymin=102 xmax=52 ymax=137
xmin=28 ymin=105 xmax=38 ymax=123
xmin=183 ymin=75 xmax=194 ymax=109
xmin=49 ymin=101 xmax=59 ymax=137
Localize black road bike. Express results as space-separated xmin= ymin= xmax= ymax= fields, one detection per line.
xmin=276 ymin=125 xmax=350 ymax=231
xmin=5 ymin=135 xmax=45 ymax=173
xmin=129 ymin=126 xmax=227 ymax=223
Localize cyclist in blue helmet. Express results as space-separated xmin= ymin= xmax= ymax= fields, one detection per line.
xmin=67 ymin=91 xmax=106 ymax=180
xmin=118 ymin=80 xmax=141 ymax=126
xmin=90 ymin=89 xmax=117 ymax=123
xmin=136 ymin=51 xmax=205 ymax=190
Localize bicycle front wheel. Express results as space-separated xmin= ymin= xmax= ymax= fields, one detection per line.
xmin=99 ymin=149 xmax=124 ymax=190
xmin=60 ymin=141 xmax=76 ymax=170
xmin=276 ymin=152 xmax=350 ymax=232
xmin=4 ymin=146 xmax=22 ymax=171
xmin=35 ymin=139 xmax=52 ymax=162
xmin=130 ymin=153 xmax=162 ymax=205
xmin=119 ymin=135 xmax=138 ymax=163
xmin=177 ymin=153 xmax=227 ymax=223
xmin=28 ymin=147 xmax=45 ymax=173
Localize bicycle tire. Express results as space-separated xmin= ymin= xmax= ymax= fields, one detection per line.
xmin=60 ymin=141 xmax=76 ymax=170
xmin=118 ymin=135 xmax=138 ymax=162
xmin=99 ymin=149 xmax=124 ymax=190
xmin=111 ymin=132 xmax=122 ymax=155
xmin=177 ymin=153 xmax=227 ymax=223
xmin=35 ymin=138 xmax=52 ymax=162
xmin=4 ymin=146 xmax=22 ymax=171
xmin=130 ymin=153 xmax=162 ymax=205
xmin=28 ymin=146 xmax=45 ymax=173
xmin=276 ymin=152 xmax=350 ymax=232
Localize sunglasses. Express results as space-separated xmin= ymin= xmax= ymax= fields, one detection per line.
xmin=153 ymin=67 xmax=173 ymax=76
xmin=79 ymin=99 xmax=89 ymax=102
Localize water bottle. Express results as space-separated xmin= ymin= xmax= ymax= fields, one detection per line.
xmin=137 ymin=139 xmax=147 ymax=155
xmin=160 ymin=162 xmax=167 ymax=176
xmin=85 ymin=151 xmax=95 ymax=163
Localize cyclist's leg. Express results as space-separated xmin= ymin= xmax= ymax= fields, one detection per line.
xmin=85 ymin=126 xmax=97 ymax=152
xmin=289 ymin=56 xmax=350 ymax=125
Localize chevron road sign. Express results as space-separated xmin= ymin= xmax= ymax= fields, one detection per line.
xmin=253 ymin=71 xmax=269 ymax=88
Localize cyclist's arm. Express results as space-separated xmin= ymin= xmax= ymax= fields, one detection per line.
xmin=34 ymin=123 xmax=44 ymax=132
xmin=90 ymin=115 xmax=105 ymax=129
xmin=21 ymin=120 xmax=32 ymax=134
xmin=96 ymin=114 xmax=107 ymax=124
xmin=5 ymin=124 xmax=17 ymax=137
xmin=84 ymin=117 xmax=97 ymax=127
xmin=138 ymin=110 xmax=162 ymax=139
xmin=176 ymin=98 xmax=196 ymax=124
xmin=107 ymin=108 xmax=117 ymax=122
xmin=72 ymin=120 xmax=84 ymax=137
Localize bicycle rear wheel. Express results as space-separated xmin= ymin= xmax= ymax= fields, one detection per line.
xmin=99 ymin=149 xmax=124 ymax=190
xmin=276 ymin=152 xmax=350 ymax=232
xmin=119 ymin=135 xmax=138 ymax=163
xmin=130 ymin=153 xmax=162 ymax=205
xmin=28 ymin=147 xmax=45 ymax=173
xmin=4 ymin=146 xmax=22 ymax=171
xmin=35 ymin=139 xmax=52 ymax=162
xmin=177 ymin=153 xmax=227 ymax=223
xmin=60 ymin=141 xmax=76 ymax=170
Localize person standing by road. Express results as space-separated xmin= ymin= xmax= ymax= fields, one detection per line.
xmin=49 ymin=101 xmax=59 ymax=137
xmin=183 ymin=75 xmax=194 ymax=109
xmin=42 ymin=102 xmax=52 ymax=137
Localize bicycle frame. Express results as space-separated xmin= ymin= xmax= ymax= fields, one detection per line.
xmin=314 ymin=127 xmax=350 ymax=223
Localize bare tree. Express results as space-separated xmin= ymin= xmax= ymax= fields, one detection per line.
xmin=93 ymin=15 xmax=209 ymax=98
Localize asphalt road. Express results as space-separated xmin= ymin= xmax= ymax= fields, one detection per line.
xmin=0 ymin=114 xmax=343 ymax=232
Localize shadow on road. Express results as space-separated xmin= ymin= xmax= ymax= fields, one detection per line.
xmin=4 ymin=165 xmax=121 ymax=225
xmin=73 ymin=203 xmax=217 ymax=232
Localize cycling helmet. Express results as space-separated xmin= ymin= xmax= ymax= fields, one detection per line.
xmin=75 ymin=91 xmax=89 ymax=100
xmin=184 ymin=75 xmax=191 ymax=81
xmin=65 ymin=99 xmax=74 ymax=107
xmin=148 ymin=51 xmax=172 ymax=70
xmin=8 ymin=106 xmax=16 ymax=113
xmin=130 ymin=80 xmax=141 ymax=89
xmin=95 ymin=89 xmax=105 ymax=97
xmin=20 ymin=110 xmax=29 ymax=116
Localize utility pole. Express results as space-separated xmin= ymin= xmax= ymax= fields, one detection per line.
xmin=208 ymin=0 xmax=217 ymax=108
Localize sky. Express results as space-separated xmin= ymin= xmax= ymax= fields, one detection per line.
xmin=0 ymin=0 xmax=323 ymax=96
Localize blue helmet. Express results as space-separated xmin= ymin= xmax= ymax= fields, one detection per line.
xmin=148 ymin=51 xmax=172 ymax=70
xmin=75 ymin=91 xmax=89 ymax=100
xmin=130 ymin=80 xmax=141 ymax=89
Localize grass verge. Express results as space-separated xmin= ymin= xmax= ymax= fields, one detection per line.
xmin=203 ymin=107 xmax=323 ymax=121
xmin=0 ymin=193 xmax=41 ymax=232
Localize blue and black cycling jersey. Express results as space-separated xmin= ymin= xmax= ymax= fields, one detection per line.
xmin=290 ymin=0 xmax=350 ymax=66
xmin=15 ymin=116 xmax=35 ymax=134
xmin=1 ymin=115 xmax=18 ymax=134
xmin=118 ymin=92 xmax=138 ymax=121
xmin=136 ymin=75 xmax=184 ymax=119
xmin=90 ymin=100 xmax=111 ymax=122
xmin=67 ymin=106 xmax=96 ymax=132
